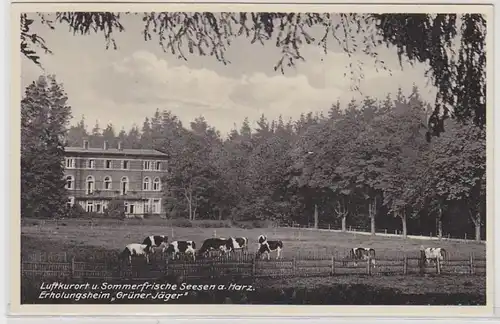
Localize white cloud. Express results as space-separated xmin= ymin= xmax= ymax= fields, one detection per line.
xmin=22 ymin=33 xmax=437 ymax=137
xmin=89 ymin=50 xmax=352 ymax=133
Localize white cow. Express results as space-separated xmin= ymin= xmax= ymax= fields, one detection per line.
xmin=120 ymin=243 xmax=151 ymax=265
xmin=165 ymin=240 xmax=197 ymax=261
xmin=423 ymin=246 xmax=447 ymax=265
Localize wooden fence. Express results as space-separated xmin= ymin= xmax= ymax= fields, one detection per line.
xmin=285 ymin=224 xmax=486 ymax=244
xmin=22 ymin=252 xmax=486 ymax=281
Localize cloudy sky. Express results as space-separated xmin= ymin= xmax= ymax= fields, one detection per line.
xmin=21 ymin=13 xmax=437 ymax=137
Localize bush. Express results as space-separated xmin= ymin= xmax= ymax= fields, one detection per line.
xmin=66 ymin=204 xmax=87 ymax=218
xmin=103 ymin=198 xmax=126 ymax=219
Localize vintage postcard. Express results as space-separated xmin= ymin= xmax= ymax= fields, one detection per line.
xmin=10 ymin=0 xmax=495 ymax=318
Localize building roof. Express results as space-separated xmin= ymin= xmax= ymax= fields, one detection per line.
xmin=65 ymin=146 xmax=169 ymax=157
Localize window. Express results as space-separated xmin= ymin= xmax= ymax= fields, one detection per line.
xmin=155 ymin=161 xmax=161 ymax=171
xmin=65 ymin=158 xmax=75 ymax=169
xmin=152 ymin=199 xmax=161 ymax=214
xmin=144 ymin=161 xmax=151 ymax=170
xmin=143 ymin=177 xmax=150 ymax=191
xmin=65 ymin=175 xmax=74 ymax=189
xmin=120 ymin=177 xmax=129 ymax=195
xmin=144 ymin=201 xmax=150 ymax=214
xmin=122 ymin=160 xmax=129 ymax=170
xmin=103 ymin=176 xmax=112 ymax=190
xmin=153 ymin=177 xmax=161 ymax=191
xmin=105 ymin=160 xmax=112 ymax=169
xmin=86 ymin=201 xmax=94 ymax=212
xmin=86 ymin=176 xmax=95 ymax=194
xmin=83 ymin=140 xmax=89 ymax=150
xmin=87 ymin=159 xmax=95 ymax=169
xmin=66 ymin=196 xmax=75 ymax=209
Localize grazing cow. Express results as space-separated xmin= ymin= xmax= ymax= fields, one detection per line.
xmin=258 ymin=235 xmax=267 ymax=244
xmin=256 ymin=239 xmax=283 ymax=260
xmin=198 ymin=238 xmax=231 ymax=257
xmin=423 ymin=247 xmax=447 ymax=265
xmin=120 ymin=243 xmax=151 ymax=265
xmin=227 ymin=237 xmax=249 ymax=252
xmin=165 ymin=240 xmax=197 ymax=261
xmin=142 ymin=235 xmax=169 ymax=253
xmin=348 ymin=247 xmax=376 ymax=267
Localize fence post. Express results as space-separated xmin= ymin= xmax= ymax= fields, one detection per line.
xmin=469 ymin=253 xmax=474 ymax=275
xmin=251 ymin=258 xmax=256 ymax=279
xmin=292 ymin=257 xmax=296 ymax=276
xmin=331 ymin=255 xmax=335 ymax=276
xmin=367 ymin=257 xmax=371 ymax=275
xmin=403 ymin=255 xmax=408 ymax=275
xmin=436 ymin=257 xmax=441 ymax=275
xmin=419 ymin=248 xmax=426 ymax=275
xmin=328 ymin=224 xmax=331 ymax=230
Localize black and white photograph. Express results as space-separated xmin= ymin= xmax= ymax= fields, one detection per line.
xmin=15 ymin=4 xmax=492 ymax=312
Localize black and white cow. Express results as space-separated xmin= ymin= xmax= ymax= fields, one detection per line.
xmin=120 ymin=243 xmax=151 ymax=265
xmin=348 ymin=247 xmax=376 ymax=267
xmin=142 ymin=235 xmax=169 ymax=253
xmin=165 ymin=240 xmax=197 ymax=261
xmin=227 ymin=237 xmax=249 ymax=252
xmin=423 ymin=247 xmax=447 ymax=265
xmin=198 ymin=238 xmax=231 ymax=257
xmin=256 ymin=236 xmax=283 ymax=260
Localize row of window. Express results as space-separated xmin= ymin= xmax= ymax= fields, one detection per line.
xmin=65 ymin=175 xmax=162 ymax=194
xmin=68 ymin=198 xmax=162 ymax=214
xmin=65 ymin=158 xmax=163 ymax=171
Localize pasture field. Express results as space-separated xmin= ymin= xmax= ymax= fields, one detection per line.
xmin=20 ymin=218 xmax=487 ymax=305
xmin=21 ymin=217 xmax=486 ymax=260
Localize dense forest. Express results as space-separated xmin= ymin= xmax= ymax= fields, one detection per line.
xmin=59 ymin=85 xmax=486 ymax=241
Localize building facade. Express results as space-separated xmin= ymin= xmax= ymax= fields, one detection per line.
xmin=64 ymin=139 xmax=168 ymax=217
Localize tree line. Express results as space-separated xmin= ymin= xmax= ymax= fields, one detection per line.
xmin=59 ymin=84 xmax=485 ymax=241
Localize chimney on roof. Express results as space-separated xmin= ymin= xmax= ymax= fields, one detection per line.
xmin=103 ymin=141 xmax=108 ymax=150
xmin=83 ymin=139 xmax=89 ymax=150
xmin=118 ymin=141 xmax=123 ymax=151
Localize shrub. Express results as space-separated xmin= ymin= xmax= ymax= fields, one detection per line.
xmin=103 ymin=198 xmax=126 ymax=219
xmin=66 ymin=204 xmax=87 ymax=219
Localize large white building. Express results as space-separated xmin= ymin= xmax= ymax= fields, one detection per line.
xmin=64 ymin=139 xmax=168 ymax=217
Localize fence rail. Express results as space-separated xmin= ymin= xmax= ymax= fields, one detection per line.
xmin=21 ymin=253 xmax=486 ymax=281
xmin=285 ymin=224 xmax=486 ymax=244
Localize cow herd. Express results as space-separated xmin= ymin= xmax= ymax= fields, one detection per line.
xmin=119 ymin=234 xmax=448 ymax=268
xmin=119 ymin=234 xmax=283 ymax=265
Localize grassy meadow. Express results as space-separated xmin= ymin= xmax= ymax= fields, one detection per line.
xmin=21 ymin=217 xmax=486 ymax=260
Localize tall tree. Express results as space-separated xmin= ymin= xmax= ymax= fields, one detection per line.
xmin=21 ymin=75 xmax=72 ymax=218
xmin=65 ymin=115 xmax=88 ymax=146
xmin=89 ymin=120 xmax=102 ymax=148
xmin=101 ymin=123 xmax=117 ymax=148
